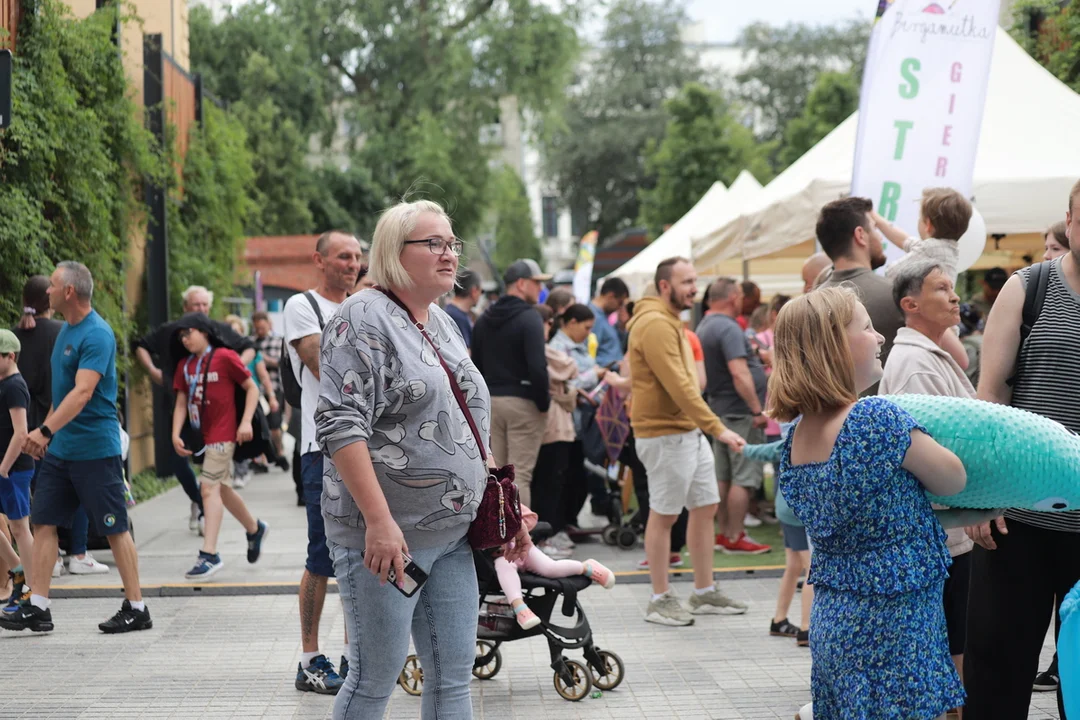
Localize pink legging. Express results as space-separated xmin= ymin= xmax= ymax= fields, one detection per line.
xmin=494 ymin=547 xmax=583 ymax=602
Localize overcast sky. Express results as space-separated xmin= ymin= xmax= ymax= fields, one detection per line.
xmin=685 ymin=0 xmax=874 ymax=43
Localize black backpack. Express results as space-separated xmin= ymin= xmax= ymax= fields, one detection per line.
xmin=1006 ymin=260 xmax=1051 ymax=388
xmin=281 ymin=291 xmax=325 ymax=409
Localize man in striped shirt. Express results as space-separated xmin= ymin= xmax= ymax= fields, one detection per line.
xmin=964 ymin=178 xmax=1080 ymax=720
xmin=251 ymin=312 xmax=286 ymax=466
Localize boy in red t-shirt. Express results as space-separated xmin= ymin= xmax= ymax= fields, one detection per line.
xmin=171 ymin=318 xmax=268 ymax=580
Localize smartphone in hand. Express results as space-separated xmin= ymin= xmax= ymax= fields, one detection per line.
xmin=361 ymin=550 xmax=429 ymax=597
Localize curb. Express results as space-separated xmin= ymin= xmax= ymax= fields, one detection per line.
xmin=48 ymin=565 xmax=788 ymax=599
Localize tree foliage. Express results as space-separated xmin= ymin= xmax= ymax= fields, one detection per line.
xmin=737 ymin=21 xmax=869 ymax=144
xmin=168 ymin=104 xmax=256 ymax=314
xmin=189 ymin=0 xmax=581 ymax=242
xmin=638 ymin=83 xmax=772 ymax=238
xmin=777 ymin=71 xmax=859 ymax=170
xmin=1011 ymin=0 xmax=1080 ymax=93
xmin=0 ymin=0 xmax=160 ymax=329
xmin=542 ymin=0 xmax=704 ymax=241
xmin=489 ymin=166 xmax=542 ymax=271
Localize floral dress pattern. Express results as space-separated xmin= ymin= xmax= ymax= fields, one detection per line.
xmin=779 ymin=397 xmax=965 ymax=719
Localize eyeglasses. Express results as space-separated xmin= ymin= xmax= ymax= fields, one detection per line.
xmin=404 ymin=237 xmax=464 ymax=257
xmin=179 ymin=328 xmax=196 ymax=338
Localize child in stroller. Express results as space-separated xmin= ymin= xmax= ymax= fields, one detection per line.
xmin=399 ymin=514 xmax=626 ymax=702
xmin=496 ymin=504 xmax=616 ymax=629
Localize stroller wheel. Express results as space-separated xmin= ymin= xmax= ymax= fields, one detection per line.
xmin=617 ymin=526 xmax=638 ymax=548
xmin=601 ymin=525 xmax=619 ymax=546
xmin=590 ymin=650 xmax=625 ymax=691
xmin=398 ymin=654 xmax=424 ymax=696
xmin=472 ymin=640 xmax=502 ymax=679
xmin=553 ymin=659 xmax=593 ymax=701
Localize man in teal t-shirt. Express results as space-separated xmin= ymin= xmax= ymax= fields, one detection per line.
xmin=0 ymin=262 xmax=151 ymax=636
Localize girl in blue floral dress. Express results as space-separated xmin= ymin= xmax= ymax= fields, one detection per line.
xmin=768 ymin=287 xmax=968 ymax=720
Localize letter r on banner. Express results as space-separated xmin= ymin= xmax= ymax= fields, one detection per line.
xmin=879 ymin=182 xmax=902 ymax=222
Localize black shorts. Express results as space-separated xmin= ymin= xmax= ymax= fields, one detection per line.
xmin=267 ymin=390 xmax=284 ymax=430
xmin=30 ymin=454 xmax=130 ymax=536
xmin=943 ymin=550 xmax=972 ymax=656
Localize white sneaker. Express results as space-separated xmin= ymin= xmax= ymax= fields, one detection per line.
xmin=744 ymin=513 xmax=763 ymax=528
xmin=550 ymin=531 xmax=575 ymax=550
xmin=189 ymin=502 xmax=200 ymax=532
xmin=644 ymin=590 xmax=694 ymax=626
xmin=233 ymin=475 xmax=248 ymax=489
xmin=198 ymin=515 xmax=205 ymax=537
xmin=68 ymin=554 xmax=111 ymax=575
xmin=795 ymin=702 xmax=814 ymax=720
xmin=52 ymin=557 xmax=64 ymax=578
xmin=539 ymin=542 xmax=572 ymax=559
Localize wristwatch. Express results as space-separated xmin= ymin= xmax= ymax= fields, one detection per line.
xmin=39 ymin=424 xmax=53 ymax=440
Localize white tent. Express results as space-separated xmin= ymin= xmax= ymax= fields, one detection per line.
xmin=693 ymin=27 xmax=1080 ymax=270
xmin=607 ymin=181 xmax=728 ymax=296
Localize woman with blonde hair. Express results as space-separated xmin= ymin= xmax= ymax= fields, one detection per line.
xmin=772 ymin=286 xmax=967 ymax=720
xmin=315 ymin=199 xmax=530 ymax=719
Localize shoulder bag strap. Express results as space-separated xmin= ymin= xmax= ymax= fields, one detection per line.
xmin=377 ymin=288 xmax=487 ymax=462
xmin=304 ymin=291 xmax=326 ymax=330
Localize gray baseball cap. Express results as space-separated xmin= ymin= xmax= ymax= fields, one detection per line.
xmin=503 ymin=259 xmax=552 ymax=285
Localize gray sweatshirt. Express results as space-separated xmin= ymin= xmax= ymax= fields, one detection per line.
xmin=315 ymin=289 xmax=492 ymax=551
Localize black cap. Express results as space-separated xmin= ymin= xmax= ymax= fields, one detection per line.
xmin=503 ymin=259 xmax=553 ymax=286
xmin=984 ymin=267 xmax=1008 ymax=289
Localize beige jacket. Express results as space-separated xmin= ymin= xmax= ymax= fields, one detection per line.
xmin=879 ymin=326 xmax=975 ymax=557
xmin=542 ymin=345 xmax=578 ymax=445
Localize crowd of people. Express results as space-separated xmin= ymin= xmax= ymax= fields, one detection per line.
xmin=0 ymin=176 xmax=1076 ymax=720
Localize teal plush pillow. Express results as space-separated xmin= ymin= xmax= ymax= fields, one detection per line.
xmin=882 ymin=395 xmax=1080 ymax=512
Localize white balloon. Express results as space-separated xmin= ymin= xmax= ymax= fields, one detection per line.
xmin=956 ymin=207 xmax=987 ymax=273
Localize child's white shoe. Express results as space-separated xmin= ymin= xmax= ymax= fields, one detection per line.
xmin=514 ymin=603 xmax=540 ymax=630
xmin=583 ymin=559 xmax=615 ymax=589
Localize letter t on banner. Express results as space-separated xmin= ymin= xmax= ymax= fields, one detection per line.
xmin=851 ymin=0 xmax=999 ymax=267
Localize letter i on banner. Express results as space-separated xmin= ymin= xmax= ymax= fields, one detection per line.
xmin=851 ymin=0 xmax=999 ymax=266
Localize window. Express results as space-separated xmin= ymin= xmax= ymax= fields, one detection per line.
xmin=542 ymin=196 xmax=559 ymax=238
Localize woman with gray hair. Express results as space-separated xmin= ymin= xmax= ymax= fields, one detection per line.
xmin=315 ymin=199 xmax=531 ymax=719
xmin=879 ymin=258 xmax=974 ymax=715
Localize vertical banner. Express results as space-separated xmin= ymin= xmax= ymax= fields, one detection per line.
xmin=852 ymin=0 xmax=1000 ymax=262
xmin=573 ymin=231 xmax=598 ymax=304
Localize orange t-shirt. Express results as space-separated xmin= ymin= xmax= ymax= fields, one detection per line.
xmin=684 ymin=329 xmax=704 ymax=362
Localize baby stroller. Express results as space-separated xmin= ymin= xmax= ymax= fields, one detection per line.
xmin=397 ymin=523 xmax=626 ymax=702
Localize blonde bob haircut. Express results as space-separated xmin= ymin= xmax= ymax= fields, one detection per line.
xmin=766 ymin=286 xmax=860 ymax=422
xmin=368 ymin=199 xmax=453 ymax=290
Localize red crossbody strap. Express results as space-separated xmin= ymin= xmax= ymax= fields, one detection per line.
xmin=377 ymin=288 xmax=488 ymax=463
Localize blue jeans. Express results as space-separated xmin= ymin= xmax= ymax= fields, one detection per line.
xmin=330 ymin=535 xmax=478 ymax=720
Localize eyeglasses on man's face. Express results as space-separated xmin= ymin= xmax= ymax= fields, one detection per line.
xmin=404 ymin=237 xmax=464 ymax=257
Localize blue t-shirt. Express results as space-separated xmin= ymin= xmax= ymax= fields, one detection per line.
xmin=589 ymin=303 xmax=623 ymax=367
xmin=444 ymin=303 xmax=473 ymax=349
xmin=49 ymin=310 xmax=121 ymax=461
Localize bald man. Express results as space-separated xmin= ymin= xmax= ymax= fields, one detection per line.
xmin=801 ymin=252 xmax=832 ymax=294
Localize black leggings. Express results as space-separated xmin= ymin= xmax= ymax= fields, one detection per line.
xmin=964 ymin=519 xmax=1079 ymax=719
xmin=531 ymin=441 xmax=571 ymax=532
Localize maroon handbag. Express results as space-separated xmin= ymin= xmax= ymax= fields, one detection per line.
xmin=378 ymin=289 xmax=523 ymax=550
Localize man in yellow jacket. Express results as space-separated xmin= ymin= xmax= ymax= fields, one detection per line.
xmin=627 ymin=256 xmax=748 ymax=626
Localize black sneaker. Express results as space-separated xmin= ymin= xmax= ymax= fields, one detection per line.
xmin=295 ymin=654 xmax=344 ymax=694
xmin=340 ymin=655 xmax=349 ymax=679
xmin=251 ymin=462 xmax=270 ymax=474
xmin=769 ymin=618 xmax=799 ymax=637
xmin=275 ymin=457 xmax=290 ymax=471
xmin=1033 ymin=669 xmax=1060 ymax=692
xmin=98 ymin=600 xmax=152 ymax=634
xmin=0 ymin=601 xmax=54 ymax=632
xmin=247 ymin=520 xmax=269 ymax=563
xmin=796 ymin=629 xmax=810 ymax=647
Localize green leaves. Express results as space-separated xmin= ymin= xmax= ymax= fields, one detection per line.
xmin=638 ymin=83 xmax=773 ymax=238
xmin=490 ymin=165 xmax=542 ymax=271
xmin=777 ymin=71 xmax=859 ymax=170
xmin=1011 ymin=0 xmax=1080 ymax=94
xmin=542 ymin=0 xmax=703 ymax=242
xmin=0 ymin=0 xmax=158 ymax=337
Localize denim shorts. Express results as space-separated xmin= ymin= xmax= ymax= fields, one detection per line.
xmin=302 ymin=451 xmax=335 ymax=578
xmin=30 ymin=454 xmax=129 ymax=536
xmin=0 ymin=468 xmax=33 ymax=520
